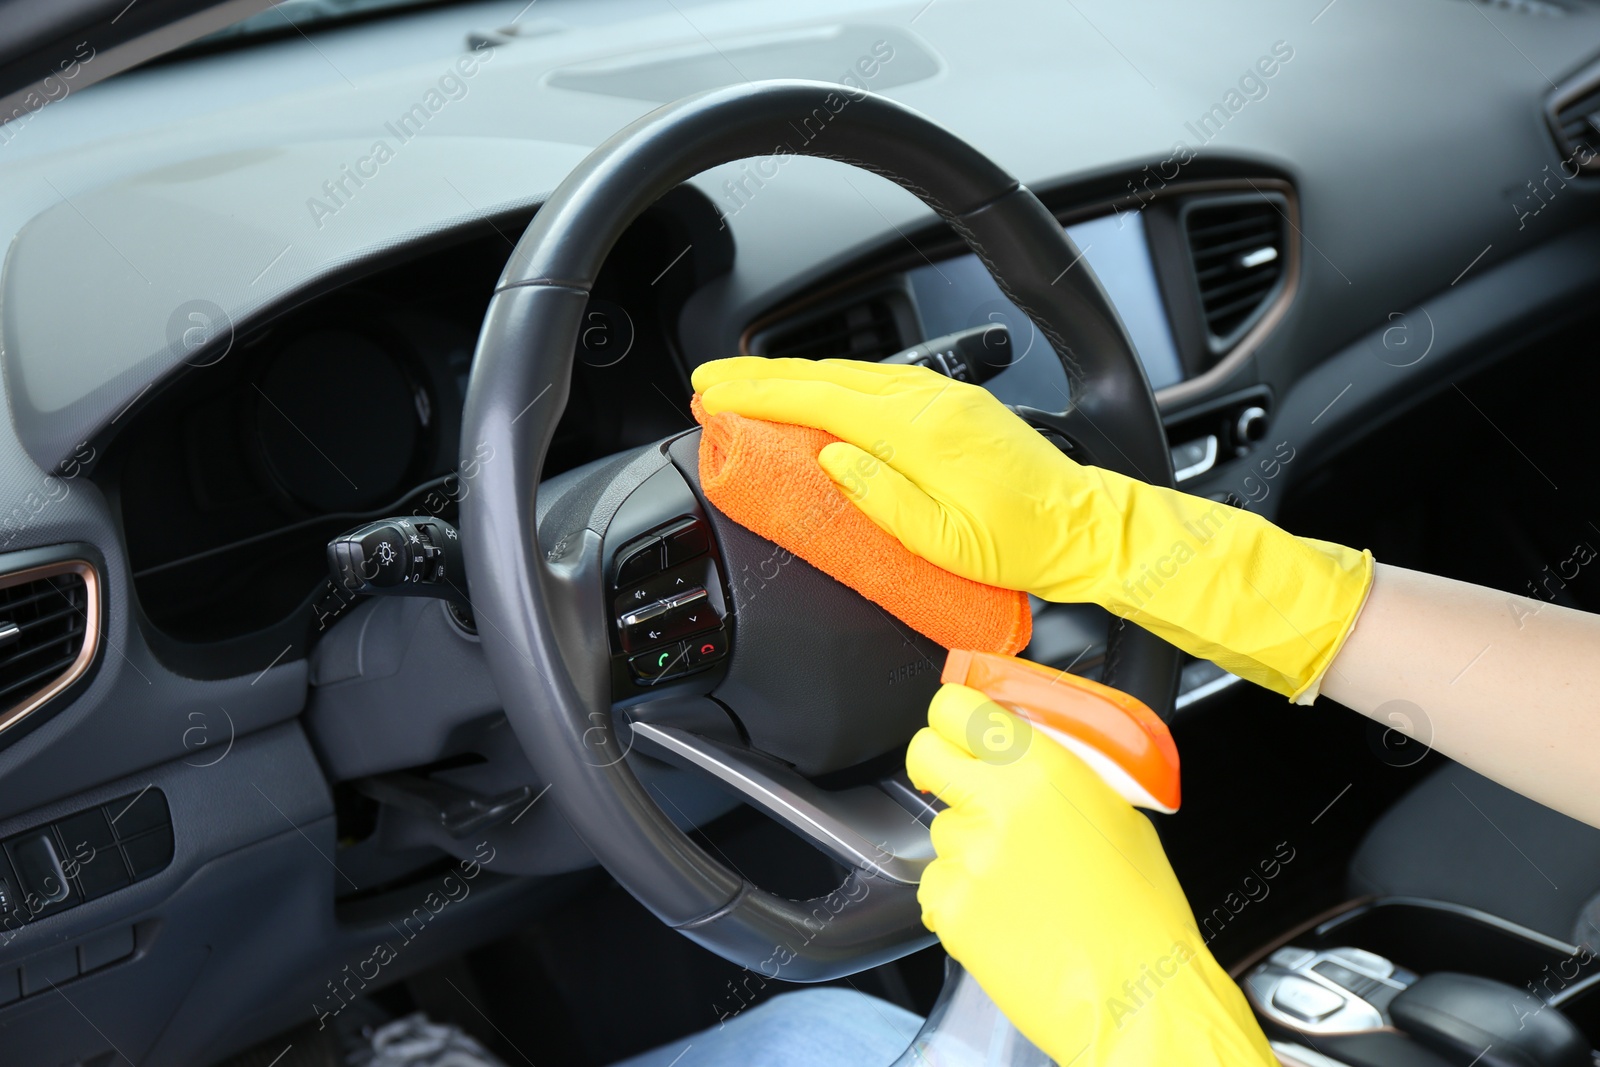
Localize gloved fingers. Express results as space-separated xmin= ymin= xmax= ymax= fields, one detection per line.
xmin=913 ymin=853 xmax=972 ymax=936
xmin=817 ymin=441 xmax=949 ymax=550
xmin=698 ymin=378 xmax=900 ymax=446
xmin=815 ymin=357 xmax=948 ymax=383
xmin=928 ymin=684 xmax=1147 ymax=830
xmin=691 ymin=356 xmax=807 ymax=392
xmin=691 ymin=355 xmax=902 ymax=396
xmin=926 ymin=683 xmax=1039 ymax=768
xmin=926 ymin=801 xmax=984 ymax=853
xmin=906 ymin=726 xmax=984 ymax=808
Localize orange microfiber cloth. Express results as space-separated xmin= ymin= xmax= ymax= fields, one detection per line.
xmin=691 ymin=395 xmax=1031 ymax=654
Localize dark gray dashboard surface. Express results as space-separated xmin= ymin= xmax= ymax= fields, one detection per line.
xmin=2 ymin=0 xmax=1599 ymax=470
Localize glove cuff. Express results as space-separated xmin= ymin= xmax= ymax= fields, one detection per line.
xmin=1288 ymin=543 xmax=1375 ymax=704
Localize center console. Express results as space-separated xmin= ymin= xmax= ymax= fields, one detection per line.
xmin=1245 ymin=898 xmax=1600 ymax=1067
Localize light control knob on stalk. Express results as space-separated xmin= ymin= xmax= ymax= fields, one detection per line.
xmin=880 ymin=324 xmax=1013 ymax=385
xmin=326 ymin=515 xmax=469 ymax=606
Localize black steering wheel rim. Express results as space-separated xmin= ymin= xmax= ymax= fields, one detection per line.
xmin=460 ymin=79 xmax=1180 ymax=981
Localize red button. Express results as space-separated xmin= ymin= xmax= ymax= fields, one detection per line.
xmin=686 ymin=630 xmax=728 ymax=666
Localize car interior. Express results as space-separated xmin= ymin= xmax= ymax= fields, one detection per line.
xmin=1 ymin=0 xmax=1600 ymax=1064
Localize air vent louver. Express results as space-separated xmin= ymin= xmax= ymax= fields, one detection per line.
xmin=0 ymin=570 xmax=89 ymax=709
xmin=0 ymin=562 xmax=97 ymax=740
xmin=754 ymin=296 xmax=905 ymax=362
xmin=1183 ymin=197 xmax=1288 ymax=351
xmin=1552 ymin=83 xmax=1600 ymax=169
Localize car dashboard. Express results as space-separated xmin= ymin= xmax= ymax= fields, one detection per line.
xmin=0 ymin=0 xmax=1597 ymax=1062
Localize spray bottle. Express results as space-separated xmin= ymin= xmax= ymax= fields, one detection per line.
xmin=889 ymin=650 xmax=1182 ymax=1066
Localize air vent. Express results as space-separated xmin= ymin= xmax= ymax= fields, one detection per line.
xmin=0 ymin=560 xmax=99 ymax=737
xmin=1182 ymin=195 xmax=1289 ymax=352
xmin=749 ymin=295 xmax=906 ymax=362
xmin=1549 ymin=62 xmax=1600 ymax=172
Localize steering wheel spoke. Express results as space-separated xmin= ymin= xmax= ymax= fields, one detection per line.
xmin=629 ymin=718 xmax=935 ymax=886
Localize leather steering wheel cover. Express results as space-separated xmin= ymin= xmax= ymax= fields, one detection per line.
xmin=461 ymin=79 xmax=1180 ymax=978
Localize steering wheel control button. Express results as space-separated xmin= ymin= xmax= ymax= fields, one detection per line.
xmin=1272 ymin=976 xmax=1346 ymax=1023
xmin=607 ymin=517 xmax=728 ymax=672
xmin=660 ymin=519 xmax=710 ymax=567
xmin=622 ymin=624 xmax=665 ymax=652
xmin=614 ymin=561 xmax=712 ymax=615
xmin=656 ymin=589 xmax=718 ymax=640
xmin=686 ymin=631 xmax=728 ymax=666
xmin=663 ymin=587 xmax=708 ymax=612
xmin=615 ymin=538 xmax=664 ymax=586
xmin=619 ymin=587 xmax=717 ymax=651
xmin=619 ymin=599 xmax=672 ymax=628
xmin=630 ymin=643 xmax=689 ymax=682
xmin=619 ymin=600 xmax=672 ymax=651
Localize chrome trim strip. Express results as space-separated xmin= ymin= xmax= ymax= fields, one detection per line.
xmin=1315 ymin=895 xmax=1584 ymax=956
xmin=0 ymin=559 xmax=101 ymax=736
xmin=1271 ymin=1041 xmax=1357 ymax=1067
xmin=1175 ymin=664 xmax=1242 ymax=710
xmin=629 ymin=720 xmax=934 ymax=885
xmin=1172 ymin=433 xmax=1219 ymax=482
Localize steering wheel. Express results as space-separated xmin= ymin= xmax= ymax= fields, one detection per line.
xmin=460 ymin=80 xmax=1179 ymax=981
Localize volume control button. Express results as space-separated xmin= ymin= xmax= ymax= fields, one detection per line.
xmin=619 ymin=600 xmax=672 ymax=628
xmin=664 ymin=588 xmax=708 ymax=612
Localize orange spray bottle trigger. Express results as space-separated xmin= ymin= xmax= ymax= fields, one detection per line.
xmin=941 ymin=649 xmax=1181 ymax=814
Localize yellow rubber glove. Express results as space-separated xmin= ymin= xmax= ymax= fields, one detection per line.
xmin=692 ymin=356 xmax=1373 ymax=702
xmin=908 ymin=683 xmax=1277 ymax=1066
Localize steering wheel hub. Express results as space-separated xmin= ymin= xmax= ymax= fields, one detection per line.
xmin=460 ymin=79 xmax=1177 ymax=980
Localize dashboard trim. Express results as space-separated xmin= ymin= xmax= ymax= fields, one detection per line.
xmin=1154 ymin=181 xmax=1298 ymax=408
xmin=736 ymin=176 xmax=1301 ymax=413
xmin=0 ymin=557 xmax=101 ymax=739
xmin=1546 ymin=53 xmax=1600 ymax=175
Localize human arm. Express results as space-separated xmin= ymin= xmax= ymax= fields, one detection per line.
xmin=692 ymin=356 xmax=1600 ymax=828
xmin=1320 ymin=563 xmax=1600 ymax=828
xmin=691 ymin=356 xmax=1371 ymax=701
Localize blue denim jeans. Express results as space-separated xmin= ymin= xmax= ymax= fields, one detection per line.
xmin=611 ymin=988 xmax=923 ymax=1067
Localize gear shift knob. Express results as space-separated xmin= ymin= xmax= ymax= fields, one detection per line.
xmin=1390 ymin=972 xmax=1590 ymax=1067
